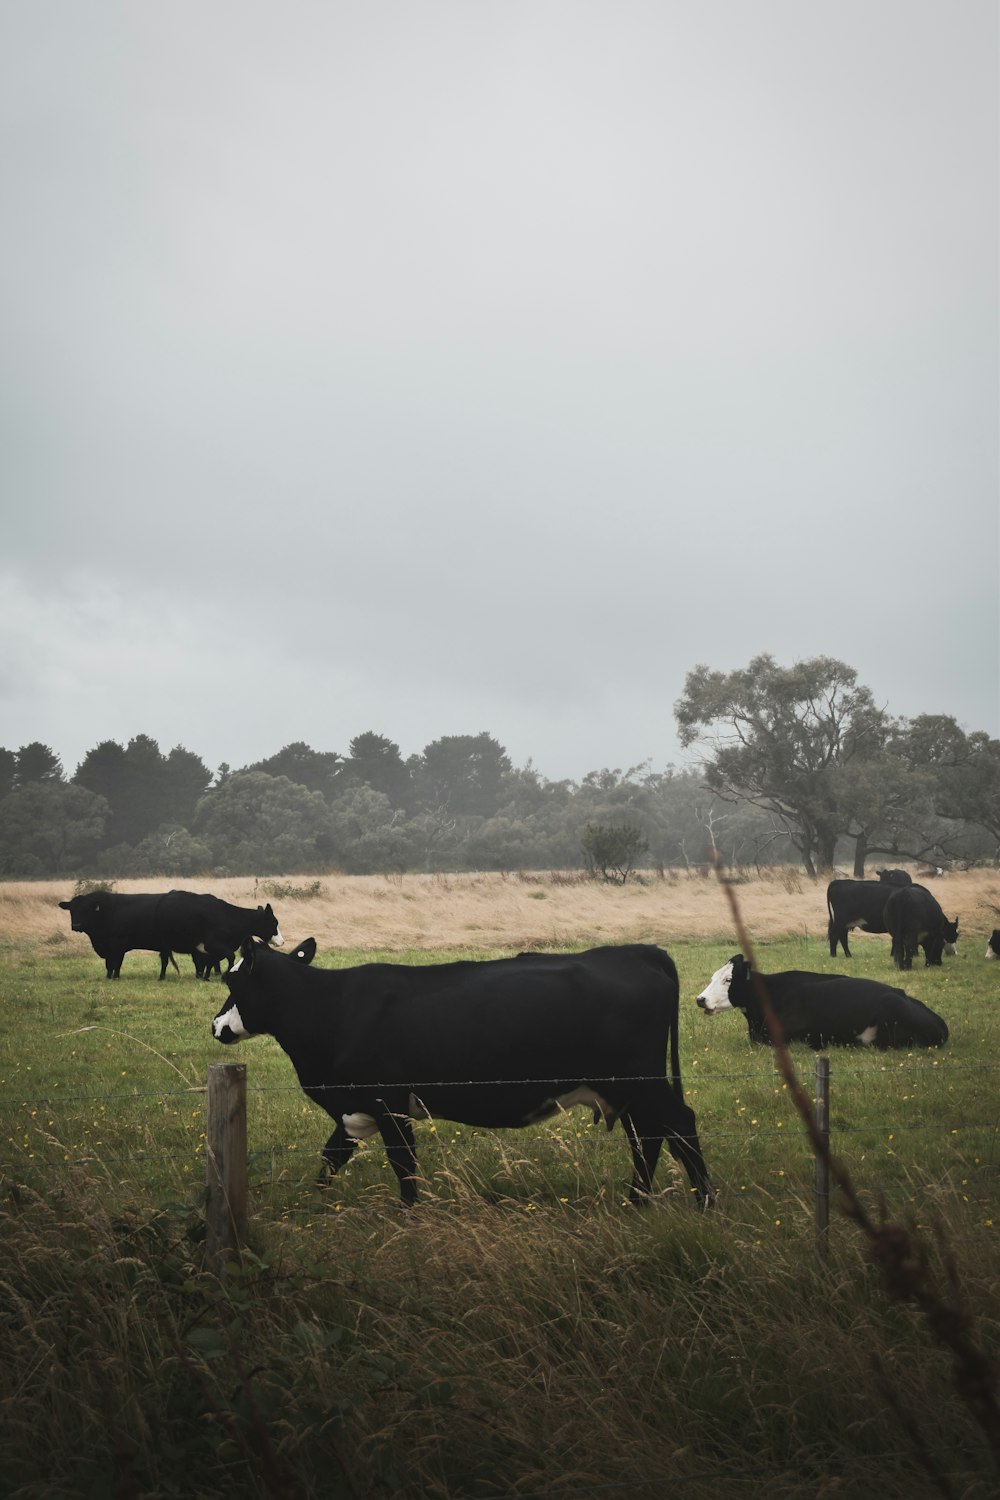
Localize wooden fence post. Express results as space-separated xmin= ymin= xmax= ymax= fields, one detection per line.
xmin=205 ymin=1061 xmax=248 ymax=1272
xmin=815 ymin=1055 xmax=830 ymax=1259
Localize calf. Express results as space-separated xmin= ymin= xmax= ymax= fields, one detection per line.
xmin=884 ymin=885 xmax=959 ymax=970
xmin=211 ymin=939 xmax=713 ymax=1208
xmin=696 ymin=955 xmax=948 ymax=1049
xmin=59 ymin=889 xmax=282 ymax=978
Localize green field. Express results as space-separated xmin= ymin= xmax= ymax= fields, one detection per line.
xmin=1 ymin=934 xmax=998 ymax=1498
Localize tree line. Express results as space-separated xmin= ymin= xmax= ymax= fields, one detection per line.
xmin=0 ymin=655 xmax=996 ymax=880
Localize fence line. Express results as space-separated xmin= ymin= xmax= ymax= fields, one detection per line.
xmin=5 ymin=1057 xmax=1000 ymax=1109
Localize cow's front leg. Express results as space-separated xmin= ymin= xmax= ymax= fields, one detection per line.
xmin=317 ymin=1121 xmax=358 ymax=1184
xmin=377 ymin=1108 xmax=419 ymax=1206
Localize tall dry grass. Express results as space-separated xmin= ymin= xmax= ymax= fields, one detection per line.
xmin=9 ymin=866 xmax=1000 ymax=954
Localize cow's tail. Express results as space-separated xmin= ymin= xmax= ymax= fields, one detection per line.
xmin=659 ymin=949 xmax=684 ymax=1101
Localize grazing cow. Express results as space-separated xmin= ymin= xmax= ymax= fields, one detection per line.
xmin=884 ymin=885 xmax=959 ymax=970
xmin=826 ymin=879 xmax=895 ymax=957
xmin=696 ymin=955 xmax=948 ymax=1049
xmin=876 ymin=868 xmax=912 ymax=887
xmin=986 ymin=931 xmax=1000 ymax=960
xmin=59 ymin=889 xmax=283 ymax=979
xmin=211 ymin=940 xmax=713 ymax=1208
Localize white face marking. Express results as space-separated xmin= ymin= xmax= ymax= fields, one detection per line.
xmin=697 ymin=962 xmax=734 ymax=1013
xmin=987 ymin=943 xmax=999 ymax=960
xmin=213 ymin=1002 xmax=249 ymax=1039
xmin=944 ymin=942 xmax=957 ymax=956
xmin=856 ymin=1024 xmax=878 ymax=1046
xmin=272 ymin=924 xmax=285 ymax=947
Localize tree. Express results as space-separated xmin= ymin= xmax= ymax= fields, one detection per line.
xmin=327 ymin=786 xmax=415 ymax=873
xmin=894 ymin=716 xmax=1000 ymax=860
xmin=0 ymin=748 xmax=15 ymax=798
xmin=342 ymin=732 xmax=411 ymax=808
xmin=675 ymin=655 xmax=891 ymax=875
xmin=0 ymin=783 xmax=108 ymax=876
xmin=245 ymin=742 xmax=344 ymax=800
xmin=828 ymin=750 xmax=937 ymax=876
xmin=74 ymin=740 xmax=129 ymax=808
xmin=412 ymin=733 xmax=513 ymax=817
xmin=194 ymin=771 xmax=335 ymax=872
xmin=161 ymin=745 xmax=213 ymax=827
xmin=74 ymin=736 xmax=212 ymax=850
xmin=15 ymin=742 xmax=64 ymax=787
xmin=97 ymin=824 xmax=214 ymax=878
xmin=581 ymin=823 xmax=649 ymax=884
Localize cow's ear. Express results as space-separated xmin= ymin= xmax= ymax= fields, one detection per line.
xmin=239 ymin=938 xmax=257 ymax=968
xmin=58 ymin=901 xmax=71 ymax=910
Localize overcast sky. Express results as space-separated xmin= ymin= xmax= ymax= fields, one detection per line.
xmin=1 ymin=2 xmax=997 ymax=785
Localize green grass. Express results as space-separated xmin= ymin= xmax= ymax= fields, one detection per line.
xmin=0 ymin=935 xmax=998 ymax=1498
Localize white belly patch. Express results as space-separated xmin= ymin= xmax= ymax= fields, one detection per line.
xmin=343 ymin=1094 xmax=430 ymax=1140
xmin=856 ymin=1024 xmax=878 ymax=1046
xmin=524 ymin=1086 xmax=617 ymax=1126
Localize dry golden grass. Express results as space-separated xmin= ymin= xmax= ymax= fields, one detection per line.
xmin=8 ymin=865 xmax=1000 ymax=953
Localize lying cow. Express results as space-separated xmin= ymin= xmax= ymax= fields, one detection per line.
xmin=211 ymin=939 xmax=714 ymax=1207
xmin=696 ymin=954 xmax=948 ymax=1049
xmin=59 ymin=889 xmax=283 ymax=979
xmin=884 ymin=885 xmax=959 ymax=970
xmin=987 ymin=931 xmax=1000 ymax=960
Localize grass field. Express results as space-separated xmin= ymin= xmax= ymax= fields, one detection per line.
xmin=1 ymin=869 xmax=998 ymax=1498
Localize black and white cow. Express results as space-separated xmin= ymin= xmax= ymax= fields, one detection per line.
xmin=876 ymin=868 xmax=913 ymax=887
xmin=986 ymin=931 xmax=1000 ymax=960
xmin=696 ymin=955 xmax=948 ymax=1049
xmin=211 ymin=939 xmax=713 ymax=1208
xmin=59 ymin=889 xmax=283 ymax=979
xmin=884 ymin=885 xmax=959 ymax=970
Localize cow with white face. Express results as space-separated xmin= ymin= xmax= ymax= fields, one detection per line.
xmin=696 ymin=954 xmax=948 ymax=1050
xmin=986 ymin=931 xmax=1000 ymax=960
xmin=211 ymin=937 xmax=714 ymax=1209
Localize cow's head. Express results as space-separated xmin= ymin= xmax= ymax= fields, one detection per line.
xmin=943 ymin=917 xmax=960 ymax=955
xmin=253 ymin=902 xmax=285 ymax=947
xmin=210 ymin=936 xmax=317 ymax=1043
xmin=986 ymin=930 xmax=1000 ymax=960
xmin=696 ymin=955 xmax=751 ymax=1013
xmin=58 ymin=890 xmax=109 ymax=932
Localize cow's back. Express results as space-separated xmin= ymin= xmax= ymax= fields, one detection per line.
xmin=300 ymin=944 xmax=678 ymax=1089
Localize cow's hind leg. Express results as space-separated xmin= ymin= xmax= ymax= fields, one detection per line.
xmin=829 ymin=922 xmax=850 ymax=959
xmin=636 ymin=1082 xmax=714 ymax=1207
xmin=620 ymin=1109 xmax=663 ymax=1204
xmin=377 ymin=1109 xmax=420 ymax=1206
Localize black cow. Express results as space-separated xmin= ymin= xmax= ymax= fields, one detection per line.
xmin=884 ymin=885 xmax=959 ymax=970
xmin=986 ymin=931 xmax=1000 ymax=960
xmin=696 ymin=955 xmax=948 ymax=1049
xmin=159 ymin=949 xmax=230 ymax=981
xmin=876 ymin=868 xmax=912 ymax=886
xmin=211 ymin=940 xmax=713 ymax=1208
xmin=59 ymin=889 xmax=283 ymax=979
xmin=826 ymin=879 xmax=895 ymax=957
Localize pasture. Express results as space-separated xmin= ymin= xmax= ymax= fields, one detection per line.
xmin=1 ymin=869 xmax=998 ymax=1498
